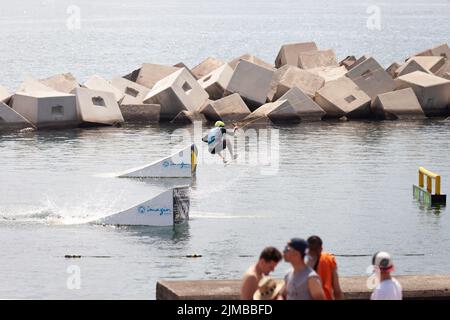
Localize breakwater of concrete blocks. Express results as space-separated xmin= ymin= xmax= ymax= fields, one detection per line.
xmin=1 ymin=42 xmax=450 ymax=131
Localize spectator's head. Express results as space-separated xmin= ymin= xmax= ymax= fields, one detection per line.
xmin=258 ymin=247 xmax=282 ymax=275
xmin=306 ymin=235 xmax=323 ymax=267
xmin=372 ymin=251 xmax=394 ymax=274
xmin=283 ymin=238 xmax=308 ymax=263
xmin=307 ymin=235 xmax=323 ymax=258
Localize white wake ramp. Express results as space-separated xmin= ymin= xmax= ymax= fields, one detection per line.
xmin=118 ymin=144 xmax=198 ymax=178
xmin=95 ymin=186 xmax=190 ymax=226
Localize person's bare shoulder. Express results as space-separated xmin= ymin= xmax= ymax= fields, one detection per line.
xmin=243 ymin=265 xmax=258 ymax=277
xmin=242 ymin=268 xmax=259 ymax=286
xmin=241 ymin=267 xmax=260 ymax=300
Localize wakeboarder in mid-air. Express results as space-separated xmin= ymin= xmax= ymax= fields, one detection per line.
xmin=202 ymin=121 xmax=238 ymax=163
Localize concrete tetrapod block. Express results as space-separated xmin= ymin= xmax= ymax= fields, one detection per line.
xmin=228 ymin=54 xmax=274 ymax=70
xmin=315 ymin=77 xmax=371 ymax=118
xmin=238 ymin=100 xmax=290 ymax=127
xmin=74 ymin=87 xmax=124 ymax=126
xmin=171 ymin=111 xmax=207 ymax=125
xmin=266 ymin=65 xmax=290 ymax=102
xmin=11 ymin=91 xmax=78 ymax=129
xmin=173 ymin=62 xmax=197 ymax=79
xmin=345 ymin=57 xmax=396 ymax=99
xmin=435 ymin=61 xmax=450 ymax=78
xmin=39 ymin=73 xmax=80 ymax=93
xmin=242 ymin=100 xmax=300 ymax=124
xmin=396 ymin=56 xmax=445 ymax=77
xmin=273 ymin=65 xmax=325 ymax=100
xmin=415 ymin=43 xmax=450 ymax=59
xmin=191 ymin=57 xmax=225 ymax=79
xmin=267 ymin=64 xmax=325 ymax=101
xmin=143 ymin=68 xmax=209 ymax=121
xmin=395 ymin=71 xmax=450 ymax=117
xmin=0 ymin=84 xmax=11 ymax=103
xmin=111 ymin=77 xmax=150 ymax=105
xmin=347 ymin=55 xmax=369 ymax=71
xmin=275 ymin=42 xmax=318 ymax=68
xmin=18 ymin=76 xmax=60 ymax=95
xmin=395 ymin=59 xmax=430 ymax=78
xmin=0 ymin=101 xmax=34 ymax=130
xmin=411 ymin=56 xmax=446 ymax=73
xmin=119 ymin=104 xmax=161 ymax=123
xmin=386 ymin=62 xmax=402 ymax=78
xmin=371 ymin=88 xmax=426 ymax=120
xmin=265 ymin=100 xmax=301 ymax=123
xmin=84 ymin=75 xmax=124 ymax=103
xmin=136 ymin=63 xmax=181 ymax=89
xmin=241 ymin=101 xmax=282 ymax=125
xmin=196 ymin=99 xmax=214 ymax=113
xmin=200 ymin=93 xmax=251 ymax=122
xmin=339 ymin=56 xmax=357 ymax=70
xmin=278 ymin=87 xmax=326 ymax=121
xmin=297 ymin=49 xmax=338 ymax=69
xmin=307 ymin=66 xmax=348 ymax=83
xmin=198 ymin=64 xmax=233 ymax=100
xmin=123 ymin=66 xmax=141 ymax=82
xmin=224 ymin=60 xmax=274 ymax=110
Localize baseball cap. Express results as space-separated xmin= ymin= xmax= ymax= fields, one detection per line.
xmin=372 ymin=251 xmax=394 ymax=272
xmin=287 ymin=238 xmax=308 ymax=256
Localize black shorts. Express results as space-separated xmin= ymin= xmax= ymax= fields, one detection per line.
xmin=210 ymin=140 xmax=227 ymax=154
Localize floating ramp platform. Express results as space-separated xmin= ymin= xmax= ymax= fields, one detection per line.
xmin=118 ymin=144 xmax=198 ymax=178
xmin=95 ymin=186 xmax=190 ymax=227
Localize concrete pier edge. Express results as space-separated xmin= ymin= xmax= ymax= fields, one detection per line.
xmin=156 ymin=275 xmax=450 ymax=300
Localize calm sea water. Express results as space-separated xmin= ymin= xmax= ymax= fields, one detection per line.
xmin=1 ymin=0 xmax=450 ymax=299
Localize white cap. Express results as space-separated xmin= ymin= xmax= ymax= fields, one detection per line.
xmin=372 ymin=251 xmax=394 ymax=272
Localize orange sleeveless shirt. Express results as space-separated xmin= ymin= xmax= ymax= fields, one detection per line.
xmin=316 ymin=253 xmax=337 ymax=300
